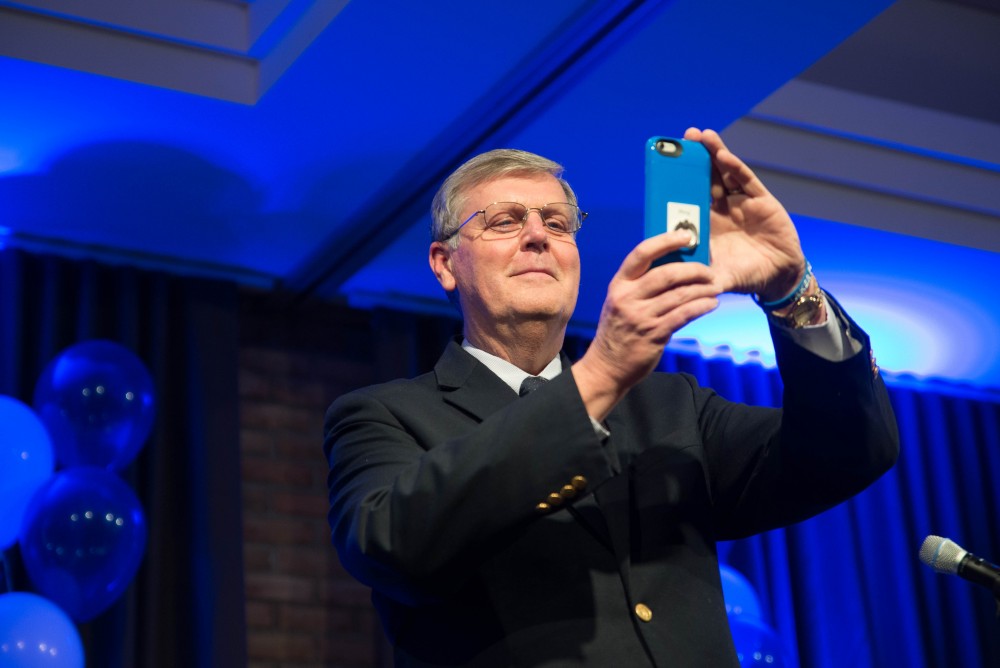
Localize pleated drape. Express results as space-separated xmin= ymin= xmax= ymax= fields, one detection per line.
xmin=0 ymin=248 xmax=246 ymax=668
xmin=685 ymin=355 xmax=1000 ymax=668
xmin=4 ymin=253 xmax=996 ymax=667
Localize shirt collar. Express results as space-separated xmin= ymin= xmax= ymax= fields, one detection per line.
xmin=461 ymin=340 xmax=562 ymax=394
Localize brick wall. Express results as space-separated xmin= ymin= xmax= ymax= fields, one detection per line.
xmin=234 ymin=291 xmax=583 ymax=666
xmin=238 ymin=292 xmax=395 ymax=668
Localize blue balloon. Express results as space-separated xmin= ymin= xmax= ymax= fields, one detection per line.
xmin=18 ymin=468 xmax=147 ymax=623
xmin=0 ymin=397 xmax=54 ymax=550
xmin=729 ymin=615 xmax=789 ymax=667
xmin=720 ymin=564 xmax=763 ymax=619
xmin=33 ymin=340 xmax=155 ymax=472
xmin=0 ymin=592 xmax=84 ymax=667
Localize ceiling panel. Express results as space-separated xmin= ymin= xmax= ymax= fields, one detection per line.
xmin=1 ymin=0 xmax=998 ymax=389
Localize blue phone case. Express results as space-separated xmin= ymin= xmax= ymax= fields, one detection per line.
xmin=644 ymin=137 xmax=711 ymax=265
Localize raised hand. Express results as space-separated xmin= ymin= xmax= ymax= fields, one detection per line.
xmin=684 ymin=127 xmax=807 ymax=302
xmin=573 ymin=230 xmax=720 ymax=420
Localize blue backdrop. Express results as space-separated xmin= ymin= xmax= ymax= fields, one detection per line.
xmin=2 ymin=247 xmax=999 ymax=666
xmin=656 ymin=349 xmax=1000 ymax=667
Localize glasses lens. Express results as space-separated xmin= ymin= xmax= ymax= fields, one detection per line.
xmin=539 ymin=203 xmax=579 ymax=235
xmin=482 ymin=203 xmax=528 ymax=237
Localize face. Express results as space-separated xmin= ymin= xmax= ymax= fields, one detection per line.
xmin=429 ymin=173 xmax=581 ymax=339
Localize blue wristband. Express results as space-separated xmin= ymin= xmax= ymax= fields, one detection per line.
xmin=753 ymin=262 xmax=813 ymax=311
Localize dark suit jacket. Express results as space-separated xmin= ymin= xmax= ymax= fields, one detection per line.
xmin=324 ymin=305 xmax=898 ymax=667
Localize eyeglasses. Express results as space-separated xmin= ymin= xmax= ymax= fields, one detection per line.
xmin=445 ymin=202 xmax=587 ymax=241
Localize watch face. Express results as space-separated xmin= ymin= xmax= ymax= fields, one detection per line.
xmin=789 ymin=295 xmax=824 ymax=328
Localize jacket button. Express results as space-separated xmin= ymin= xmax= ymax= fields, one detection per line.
xmin=559 ymin=484 xmax=577 ymax=499
xmin=547 ymin=492 xmax=563 ymax=506
xmin=634 ymin=603 xmax=653 ymax=622
xmin=535 ymin=502 xmax=550 ymax=513
xmin=571 ymin=475 xmax=588 ymax=490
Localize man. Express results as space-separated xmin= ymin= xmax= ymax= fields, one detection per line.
xmin=324 ymin=129 xmax=899 ymax=666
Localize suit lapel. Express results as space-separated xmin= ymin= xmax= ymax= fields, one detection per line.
xmin=434 ymin=340 xmax=518 ymax=421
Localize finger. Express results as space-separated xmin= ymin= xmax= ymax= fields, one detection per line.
xmin=699 ymin=129 xmax=766 ymax=198
xmin=684 ymin=128 xmax=748 ymax=198
xmin=617 ymin=262 xmax=718 ymax=311
xmin=647 ymin=296 xmax=721 ymax=345
xmin=619 ymin=286 xmax=719 ymax=336
xmin=640 ymin=258 xmax=716 ymax=291
xmin=645 ymin=280 xmax=722 ymax=318
xmin=700 ymin=130 xmax=745 ymax=193
xmin=618 ymin=229 xmax=708 ymax=280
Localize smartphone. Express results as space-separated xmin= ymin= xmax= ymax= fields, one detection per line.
xmin=644 ymin=136 xmax=711 ymax=265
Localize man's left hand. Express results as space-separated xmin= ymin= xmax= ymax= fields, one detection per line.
xmin=684 ymin=127 xmax=806 ymax=302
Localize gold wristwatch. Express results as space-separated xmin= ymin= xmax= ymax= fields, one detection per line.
xmin=771 ymin=290 xmax=826 ymax=329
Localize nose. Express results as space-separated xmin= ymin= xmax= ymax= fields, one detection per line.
xmin=519 ymin=209 xmax=549 ymax=249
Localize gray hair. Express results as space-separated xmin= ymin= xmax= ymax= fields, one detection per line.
xmin=430 ymin=148 xmax=578 ymax=247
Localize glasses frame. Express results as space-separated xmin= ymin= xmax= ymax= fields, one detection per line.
xmin=443 ymin=201 xmax=587 ymax=241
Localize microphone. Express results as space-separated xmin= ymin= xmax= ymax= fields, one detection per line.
xmin=919 ymin=535 xmax=1000 ymax=598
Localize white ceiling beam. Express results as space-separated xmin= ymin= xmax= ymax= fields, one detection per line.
xmin=725 ymin=81 xmax=1000 ymax=254
xmin=0 ymin=0 xmax=348 ymax=103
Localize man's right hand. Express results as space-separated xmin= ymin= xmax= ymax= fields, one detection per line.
xmin=572 ymin=229 xmax=720 ymax=422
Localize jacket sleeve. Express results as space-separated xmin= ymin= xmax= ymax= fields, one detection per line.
xmin=324 ymin=368 xmax=615 ymax=605
xmin=701 ymin=294 xmax=900 ymax=539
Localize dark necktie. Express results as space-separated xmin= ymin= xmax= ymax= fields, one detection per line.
xmin=519 ymin=376 xmax=548 ymax=396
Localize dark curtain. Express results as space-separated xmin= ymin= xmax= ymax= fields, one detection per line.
xmin=660 ymin=349 xmax=1000 ymax=668
xmin=0 ymin=248 xmax=246 ymax=668
xmin=4 ymin=258 xmax=996 ymax=667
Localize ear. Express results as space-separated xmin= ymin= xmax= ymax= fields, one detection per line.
xmin=429 ymin=241 xmax=457 ymax=292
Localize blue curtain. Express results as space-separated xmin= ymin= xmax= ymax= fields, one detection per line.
xmin=4 ymin=254 xmax=997 ymax=667
xmin=658 ymin=346 xmax=1000 ymax=668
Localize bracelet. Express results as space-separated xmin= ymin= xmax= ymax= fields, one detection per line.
xmin=753 ymin=261 xmax=813 ymax=311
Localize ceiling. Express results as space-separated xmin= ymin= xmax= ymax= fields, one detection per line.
xmin=1 ymin=0 xmax=998 ymax=390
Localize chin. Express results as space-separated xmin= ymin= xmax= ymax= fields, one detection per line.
xmin=515 ymin=300 xmax=576 ymax=321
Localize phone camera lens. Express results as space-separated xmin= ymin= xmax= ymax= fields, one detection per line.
xmin=654 ymin=139 xmax=682 ymax=157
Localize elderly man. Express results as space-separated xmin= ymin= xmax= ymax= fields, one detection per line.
xmin=324 ymin=129 xmax=898 ymax=667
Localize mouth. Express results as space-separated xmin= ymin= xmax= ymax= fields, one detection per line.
xmin=512 ymin=268 xmax=556 ymax=279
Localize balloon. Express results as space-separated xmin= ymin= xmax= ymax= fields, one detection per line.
xmin=0 ymin=592 xmax=84 ymax=668
xmin=720 ymin=564 xmax=762 ymax=619
xmin=0 ymin=397 xmax=54 ymax=550
xmin=33 ymin=340 xmax=155 ymax=472
xmin=19 ymin=468 xmax=147 ymax=622
xmin=729 ymin=615 xmax=789 ymax=667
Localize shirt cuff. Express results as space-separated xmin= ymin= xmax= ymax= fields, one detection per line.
xmin=589 ymin=415 xmax=611 ymax=441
